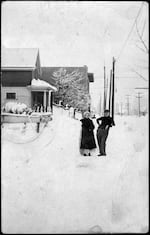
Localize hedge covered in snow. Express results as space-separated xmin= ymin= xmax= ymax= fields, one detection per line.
xmin=2 ymin=102 xmax=32 ymax=115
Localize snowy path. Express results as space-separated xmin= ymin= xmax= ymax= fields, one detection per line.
xmin=2 ymin=107 xmax=148 ymax=233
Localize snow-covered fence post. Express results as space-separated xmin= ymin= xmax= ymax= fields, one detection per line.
xmin=21 ymin=122 xmax=27 ymax=134
xmin=36 ymin=122 xmax=40 ymax=133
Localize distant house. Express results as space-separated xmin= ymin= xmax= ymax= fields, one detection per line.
xmin=41 ymin=66 xmax=94 ymax=104
xmin=87 ymin=73 xmax=94 ymax=83
xmin=1 ymin=48 xmax=57 ymax=111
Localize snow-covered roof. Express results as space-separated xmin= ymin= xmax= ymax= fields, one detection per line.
xmin=31 ymin=79 xmax=57 ymax=91
xmin=2 ymin=48 xmax=39 ymax=68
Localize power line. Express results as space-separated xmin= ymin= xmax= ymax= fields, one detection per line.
xmin=130 ymin=66 xmax=148 ymax=81
xmin=116 ymin=2 xmax=144 ymax=62
xmin=91 ymin=87 xmax=142 ymax=90
xmin=116 ymin=76 xmax=145 ymax=78
xmin=135 ymin=87 xmax=149 ymax=89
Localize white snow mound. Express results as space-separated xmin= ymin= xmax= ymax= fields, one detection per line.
xmin=3 ymin=102 xmax=27 ymax=114
xmin=31 ymin=78 xmax=57 ymax=91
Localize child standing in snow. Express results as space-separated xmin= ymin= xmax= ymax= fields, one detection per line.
xmin=96 ymin=110 xmax=115 ymax=156
xmin=80 ymin=111 xmax=97 ymax=156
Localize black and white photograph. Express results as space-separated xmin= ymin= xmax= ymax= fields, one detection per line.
xmin=1 ymin=1 xmax=149 ymax=233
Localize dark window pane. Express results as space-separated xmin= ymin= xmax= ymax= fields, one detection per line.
xmin=6 ymin=93 xmax=16 ymax=99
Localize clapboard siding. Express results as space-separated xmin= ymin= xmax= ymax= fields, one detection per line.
xmin=1 ymin=87 xmax=31 ymax=107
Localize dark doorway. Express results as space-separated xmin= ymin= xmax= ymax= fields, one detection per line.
xmin=32 ymin=91 xmax=43 ymax=107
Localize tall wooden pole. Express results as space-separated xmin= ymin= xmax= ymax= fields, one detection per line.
xmin=112 ymin=57 xmax=115 ymax=121
xmin=136 ymin=92 xmax=143 ymax=116
xmin=109 ymin=69 xmax=112 ymax=114
xmin=126 ymin=95 xmax=130 ymax=115
xmin=105 ymin=76 xmax=108 ymax=108
xmin=103 ymin=65 xmax=106 ymax=112
xmin=120 ymin=102 xmax=123 ymax=116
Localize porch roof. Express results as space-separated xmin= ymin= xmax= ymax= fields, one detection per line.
xmin=28 ymin=78 xmax=57 ymax=91
xmin=28 ymin=86 xmax=56 ymax=91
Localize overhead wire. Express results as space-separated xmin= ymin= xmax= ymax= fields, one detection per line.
xmin=116 ymin=2 xmax=144 ymax=62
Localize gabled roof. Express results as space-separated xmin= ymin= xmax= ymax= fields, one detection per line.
xmin=2 ymin=48 xmax=39 ymax=68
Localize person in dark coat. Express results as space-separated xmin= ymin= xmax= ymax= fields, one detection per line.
xmin=80 ymin=111 xmax=97 ymax=156
xmin=96 ymin=109 xmax=115 ymax=156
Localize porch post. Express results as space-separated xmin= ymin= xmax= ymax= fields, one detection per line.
xmin=48 ymin=90 xmax=51 ymax=112
xmin=43 ymin=90 xmax=46 ymax=111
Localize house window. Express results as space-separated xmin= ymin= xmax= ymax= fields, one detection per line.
xmin=6 ymin=93 xmax=16 ymax=99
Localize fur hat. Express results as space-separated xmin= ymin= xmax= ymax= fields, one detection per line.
xmin=83 ymin=111 xmax=90 ymax=118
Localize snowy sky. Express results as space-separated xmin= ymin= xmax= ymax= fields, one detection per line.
xmin=2 ymin=1 xmax=149 ymax=112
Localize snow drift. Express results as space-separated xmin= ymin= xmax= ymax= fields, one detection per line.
xmin=2 ymin=102 xmax=30 ymax=114
xmin=1 ymin=107 xmax=148 ymax=233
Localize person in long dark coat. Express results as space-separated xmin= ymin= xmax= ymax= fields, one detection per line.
xmin=96 ymin=109 xmax=115 ymax=156
xmin=80 ymin=111 xmax=97 ymax=156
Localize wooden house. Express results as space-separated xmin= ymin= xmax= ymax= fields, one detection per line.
xmin=1 ymin=48 xmax=57 ymax=111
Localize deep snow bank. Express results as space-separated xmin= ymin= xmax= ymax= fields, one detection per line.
xmin=1 ymin=110 xmax=148 ymax=233
xmin=109 ymin=115 xmax=148 ymax=233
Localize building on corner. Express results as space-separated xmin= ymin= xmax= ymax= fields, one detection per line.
xmin=1 ymin=48 xmax=57 ymax=112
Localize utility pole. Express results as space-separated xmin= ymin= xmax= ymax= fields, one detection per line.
xmin=109 ymin=69 xmax=112 ymax=114
xmin=103 ymin=65 xmax=106 ymax=112
xmin=135 ymin=88 xmax=148 ymax=115
xmin=116 ymin=103 xmax=119 ymax=114
xmin=99 ymin=93 xmax=102 ymax=116
xmin=112 ymin=57 xmax=115 ymax=121
xmin=136 ymin=92 xmax=143 ymax=116
xmin=120 ymin=102 xmax=123 ymax=116
xmin=126 ymin=95 xmax=130 ymax=115
xmin=106 ymin=75 xmax=109 ymax=107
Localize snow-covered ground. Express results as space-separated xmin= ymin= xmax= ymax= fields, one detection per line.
xmin=1 ymin=106 xmax=148 ymax=233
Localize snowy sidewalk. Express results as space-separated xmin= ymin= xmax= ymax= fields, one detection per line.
xmin=2 ymin=108 xmax=148 ymax=233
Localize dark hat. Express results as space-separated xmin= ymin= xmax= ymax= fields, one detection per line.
xmin=104 ymin=109 xmax=110 ymax=113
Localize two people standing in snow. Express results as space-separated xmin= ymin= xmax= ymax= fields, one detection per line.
xmin=80 ymin=109 xmax=115 ymax=157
